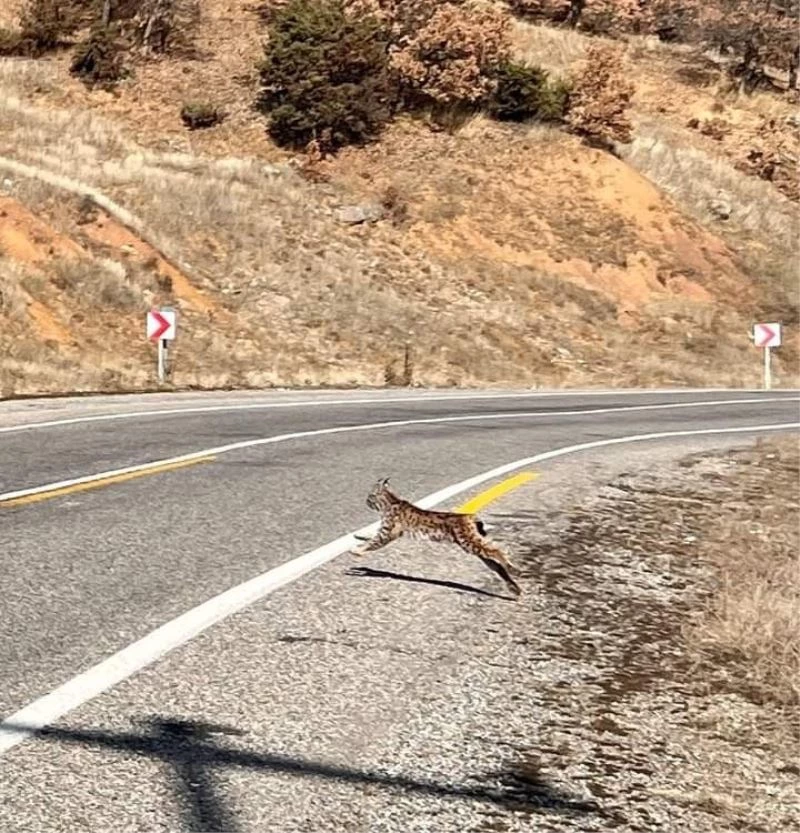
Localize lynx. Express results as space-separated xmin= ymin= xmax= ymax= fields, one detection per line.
xmin=350 ymin=477 xmax=522 ymax=597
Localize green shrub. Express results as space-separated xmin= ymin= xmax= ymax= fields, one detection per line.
xmin=70 ymin=24 xmax=127 ymax=88
xmin=538 ymin=76 xmax=572 ymax=121
xmin=257 ymin=0 xmax=394 ymax=152
xmin=487 ymin=62 xmax=570 ymax=122
xmin=180 ymin=101 xmax=226 ymax=129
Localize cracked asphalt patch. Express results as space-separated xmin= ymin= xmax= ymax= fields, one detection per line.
xmin=0 ymin=435 xmax=797 ymax=832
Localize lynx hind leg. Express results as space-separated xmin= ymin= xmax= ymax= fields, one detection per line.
xmin=459 ymin=534 xmax=522 ymax=597
xmin=479 ymin=553 xmax=522 ymax=597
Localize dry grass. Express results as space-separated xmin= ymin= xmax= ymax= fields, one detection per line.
xmin=621 ymin=121 xmax=799 ymax=367
xmin=512 ymin=20 xmax=800 ymax=217
xmin=510 ymin=20 xmax=590 ymax=77
xmin=622 ymin=116 xmax=798 ymax=255
xmin=632 ymin=129 xmax=797 ymax=357
xmin=0 ymin=256 xmax=30 ymax=321
xmin=0 ymin=0 xmax=24 ymax=29
xmin=648 ymin=787 xmax=752 ymax=819
xmin=687 ymin=437 xmax=800 ymax=707
xmin=0 ymin=56 xmax=58 ymax=94
xmin=50 ymin=257 xmax=142 ymax=310
xmin=0 ymin=97 xmax=794 ymax=391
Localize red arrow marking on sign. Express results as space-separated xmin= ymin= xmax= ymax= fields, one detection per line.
xmin=755 ymin=324 xmax=777 ymax=347
xmin=149 ymin=310 xmax=170 ymax=341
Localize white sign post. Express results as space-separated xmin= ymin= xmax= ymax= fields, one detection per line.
xmin=146 ymin=307 xmax=177 ymax=382
xmin=753 ymin=322 xmax=781 ymax=390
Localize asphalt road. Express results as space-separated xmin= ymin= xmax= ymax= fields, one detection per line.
xmin=3 ymin=388 xmax=798 ymax=493
xmin=0 ymin=388 xmax=798 ymax=831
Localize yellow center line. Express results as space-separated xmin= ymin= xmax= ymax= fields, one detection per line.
xmin=1 ymin=456 xmax=216 ymax=508
xmin=455 ymin=471 xmax=538 ymax=515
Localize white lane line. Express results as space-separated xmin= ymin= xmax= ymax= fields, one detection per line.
xmin=0 ymin=389 xmax=793 ymax=435
xmin=2 ymin=397 xmax=797 ymax=504
xmin=0 ymin=419 xmax=798 ymax=755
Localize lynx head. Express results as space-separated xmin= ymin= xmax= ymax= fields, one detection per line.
xmin=366 ymin=477 xmax=393 ymax=511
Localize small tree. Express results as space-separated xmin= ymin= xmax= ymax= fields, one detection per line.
xmin=345 ymin=0 xmax=511 ymax=112
xmin=488 ymin=62 xmax=571 ymax=122
xmin=70 ymin=22 xmax=126 ymax=87
xmin=258 ymin=0 xmax=394 ymax=152
xmin=566 ymin=43 xmax=634 ymax=145
xmin=388 ymin=2 xmax=511 ymax=108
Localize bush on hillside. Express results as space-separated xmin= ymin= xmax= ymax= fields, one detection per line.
xmin=488 ymin=62 xmax=571 ymax=122
xmin=70 ymin=24 xmax=127 ymax=87
xmin=180 ymin=101 xmax=226 ymax=129
xmin=508 ymin=0 xmax=798 ymax=93
xmin=506 ymin=0 xmax=569 ymax=24
xmin=565 ymin=43 xmax=634 ymax=145
xmin=344 ymin=0 xmax=467 ymax=34
xmin=738 ymin=117 xmax=799 ymax=201
xmin=0 ymin=29 xmax=26 ymax=56
xmin=131 ymin=0 xmax=200 ymax=56
xmin=258 ymin=0 xmax=394 ymax=152
xmin=345 ymin=1 xmax=512 ymax=114
xmin=386 ymin=1 xmax=511 ymax=109
xmin=645 ymin=0 xmax=698 ymax=43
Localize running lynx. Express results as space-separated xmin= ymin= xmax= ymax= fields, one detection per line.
xmin=350 ymin=478 xmax=522 ymax=597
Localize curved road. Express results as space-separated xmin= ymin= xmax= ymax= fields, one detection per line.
xmin=0 ymin=388 xmax=798 ymax=831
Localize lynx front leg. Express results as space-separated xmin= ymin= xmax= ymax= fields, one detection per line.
xmin=349 ymin=523 xmax=400 ymax=557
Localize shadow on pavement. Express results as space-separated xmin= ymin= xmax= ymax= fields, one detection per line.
xmin=4 ymin=716 xmax=605 ymax=831
xmin=345 ymin=565 xmax=514 ymax=600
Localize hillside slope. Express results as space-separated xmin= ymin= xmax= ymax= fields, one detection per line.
xmin=0 ymin=3 xmax=797 ymax=396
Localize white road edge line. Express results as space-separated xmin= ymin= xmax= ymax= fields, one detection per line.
xmin=1 ymin=389 xmax=795 ymax=435
xmin=2 ymin=397 xmax=797 ymax=503
xmin=0 ymin=419 xmax=798 ymax=756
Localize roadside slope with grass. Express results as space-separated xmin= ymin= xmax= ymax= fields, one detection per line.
xmin=0 ymin=1 xmax=797 ymax=396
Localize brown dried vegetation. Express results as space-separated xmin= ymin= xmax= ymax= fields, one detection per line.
xmin=566 ymin=42 xmax=635 ymax=145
